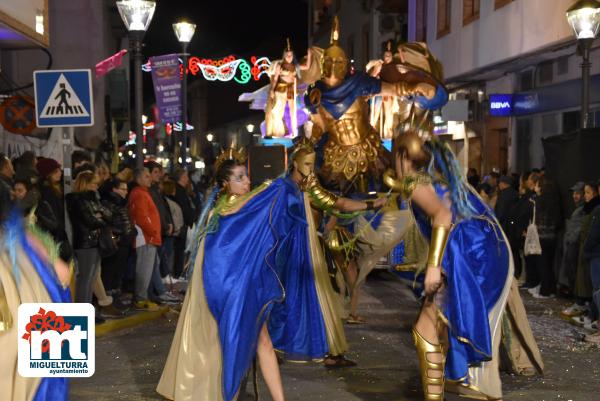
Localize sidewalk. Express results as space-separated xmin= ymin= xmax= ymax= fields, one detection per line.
xmin=96 ymin=305 xmax=172 ymax=337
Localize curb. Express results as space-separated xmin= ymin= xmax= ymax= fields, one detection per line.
xmin=96 ymin=306 xmax=171 ymax=337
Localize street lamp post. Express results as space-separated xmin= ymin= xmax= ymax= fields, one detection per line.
xmin=173 ymin=20 xmax=196 ymax=168
xmin=117 ymin=0 xmax=156 ymax=169
xmin=566 ymin=0 xmax=600 ymax=129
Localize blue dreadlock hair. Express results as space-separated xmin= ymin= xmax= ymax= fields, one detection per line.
xmin=425 ymin=139 xmax=477 ymax=219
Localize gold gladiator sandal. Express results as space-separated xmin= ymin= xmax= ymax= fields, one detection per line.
xmin=413 ymin=328 xmax=445 ymax=401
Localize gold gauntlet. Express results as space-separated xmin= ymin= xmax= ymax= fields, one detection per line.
xmin=426 ymin=225 xmax=450 ymax=268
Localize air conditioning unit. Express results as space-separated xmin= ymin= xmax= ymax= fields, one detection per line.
xmin=379 ymin=13 xmax=405 ymax=33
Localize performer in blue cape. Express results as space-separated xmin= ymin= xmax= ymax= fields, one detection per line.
xmin=1 ymin=207 xmax=72 ymax=401
xmin=383 ymin=130 xmax=513 ymax=401
xmin=267 ymin=138 xmax=386 ymax=366
xmin=157 ymin=149 xmax=289 ymax=401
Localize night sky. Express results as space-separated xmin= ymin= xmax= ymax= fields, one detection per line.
xmin=143 ymin=0 xmax=309 ymax=128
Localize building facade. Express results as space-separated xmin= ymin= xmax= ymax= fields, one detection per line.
xmin=413 ymin=0 xmax=600 ymax=174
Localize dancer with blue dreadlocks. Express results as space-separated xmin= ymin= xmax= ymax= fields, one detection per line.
xmin=0 ymin=205 xmax=72 ymax=401
xmin=383 ymin=130 xmax=513 ymax=401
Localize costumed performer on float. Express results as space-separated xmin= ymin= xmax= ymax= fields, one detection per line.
xmin=157 ymin=148 xmax=287 ymax=401
xmin=267 ymin=137 xmax=386 ymax=366
xmin=303 ymin=16 xmax=438 ymax=193
xmin=265 ymin=39 xmax=311 ymax=138
xmin=383 ymin=130 xmax=513 ymax=401
xmin=366 ymin=41 xmax=400 ymax=140
xmin=1 ymin=202 xmax=72 ymax=401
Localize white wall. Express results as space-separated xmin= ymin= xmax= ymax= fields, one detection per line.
xmin=426 ymin=0 xmax=576 ymax=79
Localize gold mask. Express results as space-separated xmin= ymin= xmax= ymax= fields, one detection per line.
xmin=294 ymin=151 xmax=316 ymax=177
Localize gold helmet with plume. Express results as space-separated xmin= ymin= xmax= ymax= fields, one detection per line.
xmin=321 ymin=16 xmax=348 ymax=80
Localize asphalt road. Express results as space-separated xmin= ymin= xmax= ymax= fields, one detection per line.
xmin=70 ymin=271 xmax=600 ymax=401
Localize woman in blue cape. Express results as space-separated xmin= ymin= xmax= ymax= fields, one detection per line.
xmin=384 ymin=131 xmax=512 ymax=401
xmin=158 ymin=153 xmax=296 ymax=401
xmin=1 ymin=207 xmax=72 ymax=401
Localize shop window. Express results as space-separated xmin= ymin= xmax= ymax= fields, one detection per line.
xmin=519 ymin=70 xmax=533 ymax=91
xmin=557 ymin=56 xmax=569 ymax=75
xmin=463 ymin=0 xmax=480 ymax=25
xmin=437 ymin=0 xmax=451 ymax=38
xmin=538 ymin=61 xmax=553 ymax=85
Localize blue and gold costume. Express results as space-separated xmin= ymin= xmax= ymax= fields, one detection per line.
xmin=1 ymin=212 xmax=71 ymax=401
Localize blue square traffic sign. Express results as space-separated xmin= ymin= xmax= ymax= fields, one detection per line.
xmin=34 ymin=69 xmax=94 ymax=127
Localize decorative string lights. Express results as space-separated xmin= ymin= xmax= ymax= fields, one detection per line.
xmin=142 ymin=55 xmax=272 ymax=84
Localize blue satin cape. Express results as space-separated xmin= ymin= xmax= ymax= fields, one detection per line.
xmin=267 ymin=177 xmax=329 ymax=361
xmin=305 ymin=73 xmax=381 ymax=119
xmin=412 ymin=184 xmax=509 ymax=383
xmin=202 ymin=178 xmax=324 ymax=400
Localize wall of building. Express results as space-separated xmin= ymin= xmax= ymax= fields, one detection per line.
xmin=426 ymin=0 xmax=576 ymax=80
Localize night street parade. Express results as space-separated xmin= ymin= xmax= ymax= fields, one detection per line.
xmin=2 ymin=1 xmax=600 ymax=400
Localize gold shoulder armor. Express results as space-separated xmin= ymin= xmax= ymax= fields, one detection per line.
xmin=301 ymin=173 xmax=339 ymax=210
xmin=383 ymin=169 xmax=432 ymax=199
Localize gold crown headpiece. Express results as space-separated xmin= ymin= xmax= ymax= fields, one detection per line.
xmin=214 ymin=146 xmax=247 ymax=171
xmin=290 ymin=136 xmax=315 ymax=160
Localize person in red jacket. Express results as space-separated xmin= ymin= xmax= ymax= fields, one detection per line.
xmin=128 ymin=167 xmax=162 ymax=310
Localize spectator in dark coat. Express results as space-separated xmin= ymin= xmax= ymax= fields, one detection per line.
xmin=508 ymin=172 xmax=537 ymax=281
xmin=101 ymin=178 xmax=136 ymax=298
xmin=527 ymin=176 xmax=561 ymax=298
xmin=0 ymin=154 xmax=15 ymax=217
xmin=13 ymin=178 xmax=58 ymax=234
xmin=495 ymin=175 xmax=519 ymax=234
xmin=37 ymin=157 xmax=72 ymax=262
xmin=467 ymin=167 xmax=480 ymax=189
xmin=558 ymin=182 xmax=586 ymax=294
xmin=172 ymin=168 xmax=196 ymax=278
xmin=584 ymin=180 xmax=600 ymax=343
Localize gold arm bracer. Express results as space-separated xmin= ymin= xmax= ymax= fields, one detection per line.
xmin=426 ymin=225 xmax=450 ymax=268
xmin=309 ymin=183 xmax=339 ymax=210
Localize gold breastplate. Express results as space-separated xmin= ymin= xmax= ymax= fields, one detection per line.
xmin=319 ymin=98 xmax=371 ymax=146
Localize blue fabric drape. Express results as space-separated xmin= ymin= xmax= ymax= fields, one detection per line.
xmin=268 ymin=177 xmax=328 ymax=361
xmin=413 ymin=187 xmax=509 ymax=383
xmin=305 ymin=73 xmax=381 ymax=119
xmin=203 ymin=178 xmax=317 ymax=401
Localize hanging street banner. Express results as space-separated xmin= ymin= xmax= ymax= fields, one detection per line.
xmin=34 ymin=69 xmax=94 ymax=127
xmin=150 ymin=54 xmax=182 ymax=124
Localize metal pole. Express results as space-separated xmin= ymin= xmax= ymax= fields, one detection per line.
xmin=181 ymin=42 xmax=189 ymax=168
xmin=132 ymin=30 xmax=145 ymax=169
xmin=580 ymin=38 xmax=593 ymax=129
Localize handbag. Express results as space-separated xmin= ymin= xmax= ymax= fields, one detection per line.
xmin=98 ymin=226 xmax=119 ymax=258
xmin=524 ymin=199 xmax=542 ymax=256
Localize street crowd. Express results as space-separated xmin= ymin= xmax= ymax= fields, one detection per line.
xmin=0 ymin=151 xmax=207 ymax=323
xmin=468 ymin=168 xmax=600 ymax=344
xmin=1 ymin=150 xmax=600 ymax=342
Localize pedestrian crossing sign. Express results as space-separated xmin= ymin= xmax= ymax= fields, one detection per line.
xmin=34 ymin=69 xmax=94 ymax=127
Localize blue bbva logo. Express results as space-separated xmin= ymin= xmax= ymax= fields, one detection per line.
xmin=18 ymin=303 xmax=95 ymax=377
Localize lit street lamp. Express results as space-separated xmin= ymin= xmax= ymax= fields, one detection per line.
xmin=246 ymin=123 xmax=255 ymax=133
xmin=566 ymin=0 xmax=600 ymax=129
xmin=206 ymin=133 xmax=214 ymax=142
xmin=117 ymin=0 xmax=156 ymax=169
xmin=173 ymin=20 xmax=196 ymax=168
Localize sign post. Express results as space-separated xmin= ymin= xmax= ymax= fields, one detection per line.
xmin=34 ymin=69 xmax=94 ymax=239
